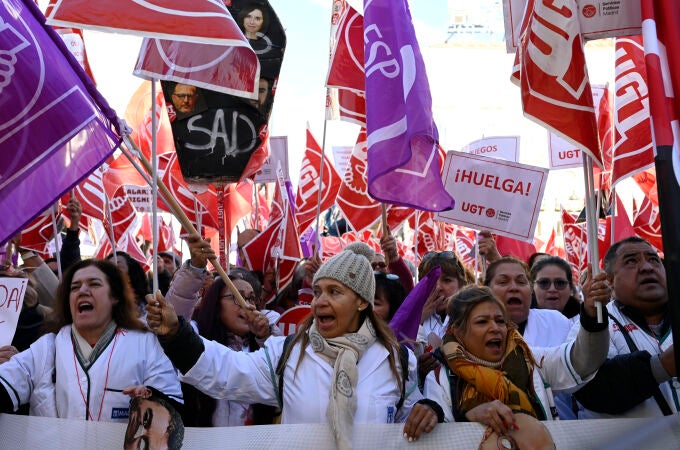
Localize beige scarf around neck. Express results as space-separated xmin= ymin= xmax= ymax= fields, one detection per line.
xmin=309 ymin=318 xmax=377 ymax=450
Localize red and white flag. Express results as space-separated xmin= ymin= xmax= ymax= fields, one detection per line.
xmin=124 ymin=81 xmax=176 ymax=159
xmin=20 ymin=210 xmax=61 ymax=257
xmin=46 ymin=0 xmax=246 ymax=45
xmin=295 ymin=127 xmax=342 ymax=235
xmin=611 ymin=36 xmax=654 ymax=186
xmin=640 ymin=0 xmax=679 ymax=270
xmin=512 ymin=0 xmax=602 ymax=167
xmin=242 ymin=170 xmax=301 ymax=298
xmin=134 ymin=38 xmax=259 ymax=99
xmin=94 ymin=229 xmax=150 ymax=272
xmin=633 ymin=195 xmax=664 ymax=254
xmin=335 ymin=129 xmax=382 ymax=232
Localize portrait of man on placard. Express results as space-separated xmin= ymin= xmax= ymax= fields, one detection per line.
xmin=124 ymin=387 xmax=184 ymax=450
xmin=165 ymin=82 xmax=208 ymax=122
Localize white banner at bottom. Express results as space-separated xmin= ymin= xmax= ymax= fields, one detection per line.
xmin=1 ymin=414 xmax=679 ymax=449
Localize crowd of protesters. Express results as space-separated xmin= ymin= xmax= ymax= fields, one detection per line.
xmin=0 ymin=200 xmax=676 ymax=448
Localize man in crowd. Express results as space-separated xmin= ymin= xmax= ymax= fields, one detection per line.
xmin=574 ymin=236 xmax=677 ymax=417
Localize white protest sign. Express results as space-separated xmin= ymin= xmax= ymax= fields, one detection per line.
xmin=435 ymin=151 xmax=548 ymax=242
xmin=460 ymin=136 xmax=520 ymax=162
xmin=548 ymin=132 xmax=584 ymax=169
xmin=0 ymin=278 xmax=28 ymax=346
xmin=124 ymin=186 xmax=152 ymax=212
xmin=503 ymin=0 xmax=641 ymax=53
xmin=548 ymin=85 xmax=606 ymax=170
xmin=254 ymin=136 xmax=290 ymax=182
xmin=332 ymin=145 xmax=352 ymax=175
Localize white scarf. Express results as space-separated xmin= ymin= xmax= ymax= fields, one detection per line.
xmin=309 ymin=319 xmax=377 ymax=450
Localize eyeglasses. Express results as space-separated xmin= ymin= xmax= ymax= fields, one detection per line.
xmin=423 ymin=251 xmax=457 ymax=261
xmin=172 ymin=93 xmax=198 ymax=100
xmin=374 ymin=271 xmax=399 ymax=280
xmin=220 ymin=293 xmax=258 ymax=306
xmin=534 ymin=278 xmax=569 ymax=290
xmin=371 ymin=262 xmax=387 ymax=269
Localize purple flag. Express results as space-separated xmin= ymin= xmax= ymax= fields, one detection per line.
xmin=0 ymin=0 xmax=121 ymax=246
xmin=389 ymin=266 xmax=441 ymax=346
xmin=363 ymin=0 xmax=454 ymax=211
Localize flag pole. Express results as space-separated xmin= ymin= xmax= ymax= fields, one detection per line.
xmin=381 ymin=204 xmax=390 ymax=265
xmin=582 ymin=153 xmax=603 ymax=322
xmin=120 ymin=136 xmax=248 ymax=308
xmin=313 ymin=117 xmax=329 ymax=258
xmin=49 ymin=204 xmax=63 ymax=281
xmin=150 ymin=79 xmax=159 ymax=295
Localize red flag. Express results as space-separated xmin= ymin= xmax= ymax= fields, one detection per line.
xmin=69 ymin=168 xmax=106 ymax=222
xmin=134 ymin=38 xmax=259 ymax=98
xmin=224 ymin=181 xmax=253 ymax=239
xmin=326 ymin=4 xmax=364 ymax=92
xmin=324 ymin=2 xmax=366 ymax=126
xmin=158 ymin=154 xmax=219 ymax=232
xmin=633 ymin=169 xmax=659 ymax=205
xmin=124 ymin=81 xmax=176 ymax=159
xmin=46 ymin=0 xmax=246 ymax=45
xmin=335 ymin=129 xmax=382 ymax=232
xmin=386 ymin=204 xmax=415 ymax=233
xmin=513 ymin=0 xmax=602 ymax=167
xmin=295 ymin=128 xmax=342 ymax=235
xmin=103 ymin=186 xmax=139 ymax=243
xmin=495 ymin=235 xmax=537 ymax=264
xmin=410 ymin=211 xmax=437 ymax=258
xmin=611 ymin=36 xmax=654 ymax=185
xmin=633 ymin=195 xmax=664 ymax=253
xmin=321 ymin=236 xmax=346 ymax=260
xmin=242 ymin=171 xmax=301 ymax=297
xmin=608 ymin=194 xmax=636 ymax=243
xmin=157 ymin=217 xmax=177 ymax=253
xmin=94 ymin=229 xmax=150 ymax=272
xmin=20 ymin=210 xmax=60 ymax=256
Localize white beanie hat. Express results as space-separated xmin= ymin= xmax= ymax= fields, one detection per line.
xmin=313 ymin=242 xmax=375 ymax=305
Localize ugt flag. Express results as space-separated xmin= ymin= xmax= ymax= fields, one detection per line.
xmin=363 ymin=0 xmax=454 ymax=212
xmin=0 ymin=0 xmax=121 ymax=246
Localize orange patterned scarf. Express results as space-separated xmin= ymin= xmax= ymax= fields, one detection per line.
xmin=441 ymin=329 xmax=544 ymax=419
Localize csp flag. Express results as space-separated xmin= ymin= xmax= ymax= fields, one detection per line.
xmin=363 ymin=0 xmax=455 ymax=212
xmin=0 ymin=0 xmax=121 ymax=246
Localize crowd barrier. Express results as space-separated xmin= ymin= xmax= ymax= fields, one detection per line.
xmin=0 ymin=414 xmax=679 ymax=449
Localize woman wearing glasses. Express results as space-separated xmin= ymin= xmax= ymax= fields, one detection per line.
xmin=530 ymin=256 xmax=582 ymax=323
xmin=161 ymin=234 xmax=273 ymax=426
xmin=483 ymin=257 xmax=574 ymax=349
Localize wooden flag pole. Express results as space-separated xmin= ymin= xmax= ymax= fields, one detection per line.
xmin=120 ymin=136 xmax=248 ymax=308
xmin=381 ymin=204 xmax=390 ymax=265
xmin=582 ymin=153 xmax=603 ymax=323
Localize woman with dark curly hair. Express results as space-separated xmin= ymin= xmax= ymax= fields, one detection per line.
xmin=107 ymin=251 xmax=150 ymax=309
xmin=0 ymin=259 xmax=181 ymax=421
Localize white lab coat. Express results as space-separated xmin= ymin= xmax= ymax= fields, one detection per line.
xmin=0 ymin=326 xmax=182 ymax=422
xmin=523 ymin=308 xmax=573 ymax=348
xmin=181 ymin=335 xmax=423 ymax=425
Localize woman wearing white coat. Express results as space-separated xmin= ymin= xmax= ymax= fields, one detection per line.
xmin=0 ymin=259 xmax=182 ymax=421
xmin=424 ymin=283 xmax=610 ymax=430
xmin=147 ymin=243 xmax=443 ymax=449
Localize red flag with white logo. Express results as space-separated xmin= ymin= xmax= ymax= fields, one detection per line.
xmin=46 ymin=0 xmax=246 ymax=45
xmin=633 ymin=195 xmax=664 ymax=254
xmin=336 ymin=129 xmax=382 ymax=232
xmin=513 ymin=0 xmax=602 ymax=167
xmin=295 ymin=128 xmax=342 ymax=235
xmin=242 ymin=170 xmax=301 ymax=298
xmin=94 ymin=229 xmax=150 ymax=272
xmin=611 ymin=36 xmax=654 ymax=186
xmin=640 ymin=0 xmax=680 ymax=309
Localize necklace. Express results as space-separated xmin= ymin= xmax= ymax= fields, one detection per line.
xmin=464 ymin=349 xmax=504 ymax=369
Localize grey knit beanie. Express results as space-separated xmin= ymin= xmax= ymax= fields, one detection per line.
xmin=313 ymin=242 xmax=376 ymax=306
